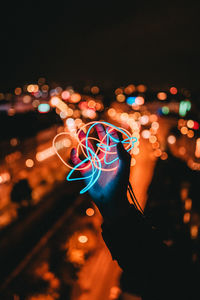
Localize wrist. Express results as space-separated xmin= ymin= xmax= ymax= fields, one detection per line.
xmin=102 ymin=198 xmax=132 ymax=226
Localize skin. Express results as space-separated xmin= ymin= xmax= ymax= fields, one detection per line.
xmin=70 ymin=124 xmax=131 ymax=224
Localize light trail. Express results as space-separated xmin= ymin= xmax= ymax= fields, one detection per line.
xmin=52 ymin=121 xmax=137 ymax=194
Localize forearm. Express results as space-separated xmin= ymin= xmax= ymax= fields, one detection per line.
xmin=101 ymin=205 xmax=182 ymax=299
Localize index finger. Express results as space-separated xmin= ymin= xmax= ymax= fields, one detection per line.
xmin=95 ymin=124 xmax=106 ymax=141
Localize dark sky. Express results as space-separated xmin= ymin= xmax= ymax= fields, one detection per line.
xmin=1 ymin=1 xmax=200 ymax=92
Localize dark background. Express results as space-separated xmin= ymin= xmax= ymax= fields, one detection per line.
xmin=1 ymin=0 xmax=200 ymax=92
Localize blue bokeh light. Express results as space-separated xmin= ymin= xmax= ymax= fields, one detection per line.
xmin=126 ymin=96 xmax=136 ymax=105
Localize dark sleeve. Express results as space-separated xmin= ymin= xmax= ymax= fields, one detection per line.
xmin=101 ymin=205 xmax=186 ymax=300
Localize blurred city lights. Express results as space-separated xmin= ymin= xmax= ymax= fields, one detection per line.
xmin=170 ymin=86 xmax=178 ymax=94
xmin=38 ymin=77 xmax=46 ymax=85
xmin=195 ymin=138 xmax=200 ymax=158
xmin=126 ymin=96 xmax=136 ymax=105
xmin=131 ymin=157 xmax=136 ymax=166
xmin=27 ymin=84 xmax=39 ymax=93
xmin=66 ymin=118 xmax=75 ymax=129
xmin=60 ymin=111 xmax=67 ymax=119
xmin=187 ymin=120 xmax=194 ymax=128
xmin=161 ymin=106 xmax=170 ymax=115
xmin=116 ymin=93 xmax=126 ymax=102
xmin=109 ymin=286 xmax=121 ymax=299
xmin=149 ymin=135 xmax=157 ymax=143
xmin=91 ymin=86 xmax=100 ymax=94
xmin=63 ymin=138 xmax=72 ymax=148
xmin=36 ymin=138 xmax=69 ymax=162
xmin=131 ymin=147 xmax=140 ymax=155
xmin=135 ymin=96 xmax=144 ymax=105
xmin=179 ymin=147 xmax=186 ymax=155
xmin=140 ymin=115 xmax=149 ymax=125
xmin=151 ymin=121 xmax=159 ymax=130
xmin=10 ymin=137 xmax=19 ymax=146
xmin=141 ymin=130 xmax=150 ymax=139
xmin=137 ymin=84 xmax=147 ymax=93
xmin=41 ymin=84 xmax=49 ymax=92
xmin=124 ymin=84 xmax=135 ymax=94
xmin=70 ymin=93 xmax=81 ymax=103
xmin=185 ymin=198 xmax=192 ymax=210
xmin=32 ymin=99 xmax=40 ymax=107
xmin=120 ymin=112 xmax=129 ymax=122
xmin=167 ymin=135 xmax=176 ymax=144
xmin=107 ymin=108 xmax=116 ymax=118
xmin=78 ymin=235 xmax=88 ymax=243
xmin=5 ymin=151 xmax=22 ymax=163
xmin=0 ymin=75 xmax=200 ymax=299
xmin=50 ymin=96 xmax=60 ymax=107
xmin=86 ymin=208 xmax=95 ymax=216
xmin=38 ymin=103 xmax=50 ymax=113
xmin=61 ymin=90 xmax=70 ymax=100
xmin=114 ymin=88 xmax=123 ymax=95
xmin=157 ymin=92 xmax=167 ymax=100
xmin=152 ymin=141 xmax=160 ymax=149
xmin=160 ymin=152 xmax=168 ymax=160
xmin=67 ymin=108 xmax=73 ymax=117
xmin=0 ymin=172 xmax=11 ymax=184
xmin=36 ymin=147 xmax=55 ymax=162
xmin=149 ymin=114 xmax=158 ymax=122
xmin=193 ymin=121 xmax=199 ymax=130
xmin=187 ymin=130 xmax=194 ymax=138
xmin=23 ymin=95 xmax=32 ymax=103
xmin=154 ymin=149 xmax=162 ymax=157
xmin=180 ymin=126 xmax=188 ymax=135
xmin=183 ymin=212 xmax=191 ymax=223
xmin=0 ymin=93 xmax=4 ymax=100
xmin=179 ymin=100 xmax=191 ymax=117
xmin=190 ymin=225 xmax=199 ymax=239
xmin=25 ymin=159 xmax=34 ymax=168
xmin=88 ymin=100 xmax=96 ymax=108
xmin=14 ymin=87 xmax=22 ymax=95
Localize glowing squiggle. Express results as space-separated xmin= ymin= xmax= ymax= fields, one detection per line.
xmin=52 ymin=121 xmax=137 ymax=193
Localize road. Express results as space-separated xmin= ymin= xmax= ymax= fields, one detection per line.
xmin=71 ymin=238 xmax=121 ymax=300
xmin=0 ymin=125 xmax=71 ymax=229
xmin=131 ymin=117 xmax=176 ymax=209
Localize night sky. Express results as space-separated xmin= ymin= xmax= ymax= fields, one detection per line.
xmin=1 ymin=1 xmax=200 ymax=92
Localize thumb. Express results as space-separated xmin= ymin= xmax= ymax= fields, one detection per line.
xmin=117 ymin=142 xmax=131 ymax=163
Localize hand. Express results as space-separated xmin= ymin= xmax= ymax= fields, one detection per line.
xmin=70 ymin=124 xmax=131 ymax=223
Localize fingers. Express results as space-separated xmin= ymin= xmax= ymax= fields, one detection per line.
xmin=109 ymin=128 xmax=119 ymax=145
xmin=70 ymin=148 xmax=90 ymax=173
xmin=95 ymin=124 xmax=106 ymax=141
xmin=95 ymin=124 xmax=107 ymax=158
xmin=70 ymin=148 xmax=82 ymax=166
xmin=79 ymin=130 xmax=95 ymax=152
